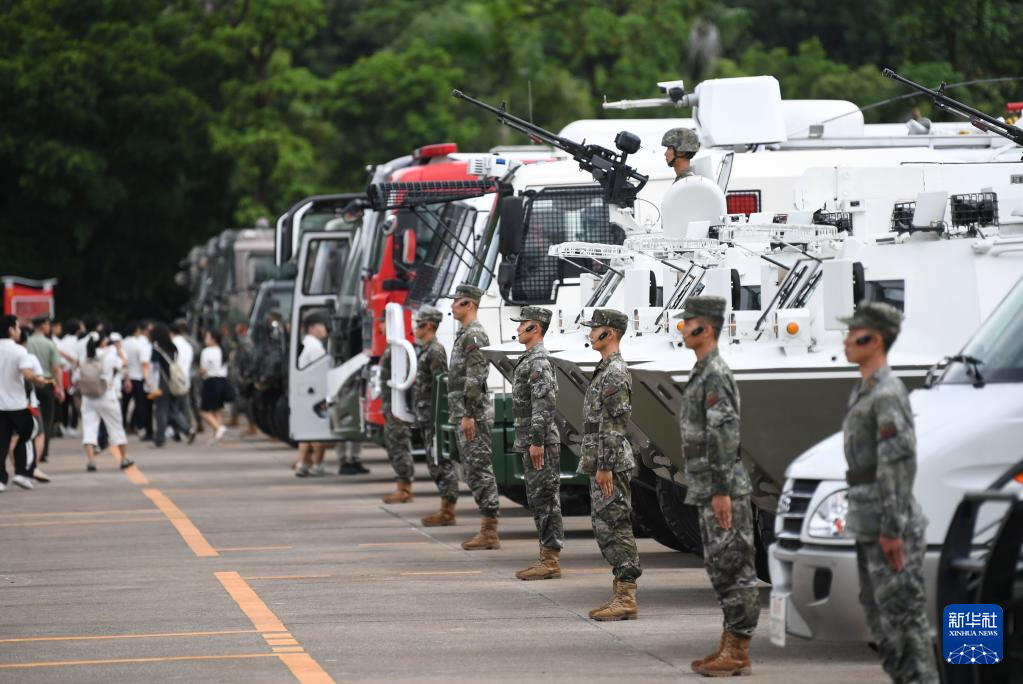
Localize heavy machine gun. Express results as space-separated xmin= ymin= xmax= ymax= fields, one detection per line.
xmin=452 ymin=89 xmax=648 ymax=207
xmin=882 ymin=68 xmax=1023 ymax=150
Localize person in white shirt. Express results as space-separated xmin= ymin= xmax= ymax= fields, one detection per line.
xmin=123 ymin=321 xmax=154 ymax=440
xmin=16 ymin=329 xmax=50 ymax=483
xmin=56 ymin=319 xmax=83 ymax=436
xmin=171 ymin=322 xmax=196 ymax=435
xmin=295 ymin=313 xmax=329 ymax=477
xmin=199 ymin=330 xmax=229 ymax=443
xmin=0 ymin=315 xmax=45 ymax=491
xmin=79 ymin=331 xmax=132 ymax=472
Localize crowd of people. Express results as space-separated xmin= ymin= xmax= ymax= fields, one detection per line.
xmin=0 ymin=314 xmax=247 ymax=490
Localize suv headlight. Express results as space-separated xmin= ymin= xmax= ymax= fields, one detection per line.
xmin=807 ymin=489 xmax=849 ymax=539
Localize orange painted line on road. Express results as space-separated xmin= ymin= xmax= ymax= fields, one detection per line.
xmin=267 ymin=638 xmax=299 ymax=646
xmin=215 ymin=572 xmax=335 ymax=683
xmin=219 ymin=545 xmax=293 ymax=552
xmin=0 ymin=518 xmax=164 ymax=529
xmin=141 ymin=488 xmax=219 ymax=557
xmin=0 ymin=653 xmax=278 ymax=670
xmin=214 ymin=571 xmax=288 ymax=633
xmin=263 ymin=633 xmax=292 ymax=639
xmin=0 ymin=629 xmax=260 ymax=644
xmin=399 ymin=570 xmax=483 ymax=576
xmin=358 ymin=541 xmax=432 ymax=548
xmin=243 ymin=574 xmax=333 ymax=580
xmin=7 ymin=508 xmax=159 ymax=518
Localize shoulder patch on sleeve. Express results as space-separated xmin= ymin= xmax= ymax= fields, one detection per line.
xmin=879 ymin=423 xmax=898 ymax=440
xmin=529 ymin=370 xmax=541 ymax=381
xmin=707 ymin=392 xmax=720 ymax=408
xmin=603 ymin=386 xmax=618 ymax=398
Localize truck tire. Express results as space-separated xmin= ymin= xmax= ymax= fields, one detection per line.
xmin=631 ymin=468 xmax=687 ymax=551
xmin=753 ymin=508 xmax=774 ymax=583
xmin=655 ymin=477 xmax=704 ymax=554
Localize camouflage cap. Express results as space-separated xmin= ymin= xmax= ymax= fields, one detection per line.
xmin=838 ymin=301 xmax=903 ymax=337
xmin=672 ymin=296 xmax=726 ymax=322
xmin=580 ymin=308 xmax=628 ymax=333
xmin=416 ymin=306 xmax=444 ymax=326
xmin=445 ymin=282 xmax=484 ymax=303
xmin=661 ymin=127 xmax=700 ymax=153
xmin=509 ymin=306 xmax=552 ymax=326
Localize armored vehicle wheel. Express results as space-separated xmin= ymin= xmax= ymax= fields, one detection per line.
xmin=631 ymin=468 xmax=687 ymax=551
xmin=252 ymin=391 xmax=275 ymax=436
xmin=753 ymin=508 xmax=774 ymax=582
xmin=272 ymin=393 xmax=296 ymax=447
xmin=654 ymin=476 xmax=704 ymax=554
xmin=559 ymin=485 xmax=590 ymax=517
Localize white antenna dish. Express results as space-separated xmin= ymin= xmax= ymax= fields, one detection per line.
xmin=661 ymin=177 xmax=727 ymax=239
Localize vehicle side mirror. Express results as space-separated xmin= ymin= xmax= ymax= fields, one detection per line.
xmin=499 ymin=196 xmax=525 ymax=257
xmin=280 ymin=262 xmax=299 ymax=279
xmin=402 ymin=229 xmax=416 ymax=266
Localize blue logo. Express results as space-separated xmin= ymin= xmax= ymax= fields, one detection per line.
xmin=943 ymin=604 xmax=1002 ymax=665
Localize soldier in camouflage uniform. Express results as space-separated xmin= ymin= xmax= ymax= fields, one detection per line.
xmin=661 ymin=127 xmax=700 ymax=182
xmin=414 ymin=306 xmax=459 ymax=527
xmin=840 ymin=302 xmax=938 ymax=684
xmin=509 ymin=306 xmax=563 ymax=580
xmin=675 ymin=296 xmax=759 ymax=676
xmin=578 ymin=308 xmax=640 ymax=620
xmin=380 ymin=344 xmax=414 ymax=503
xmin=446 ymin=283 xmax=500 ymax=550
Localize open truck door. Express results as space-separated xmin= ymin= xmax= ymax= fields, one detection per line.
xmin=288 ymin=231 xmax=351 ymax=442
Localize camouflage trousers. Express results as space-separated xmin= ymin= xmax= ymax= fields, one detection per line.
xmin=521 ymin=444 xmax=564 ymax=550
xmin=589 ymin=468 xmax=641 ymax=582
xmin=383 ymin=410 xmax=414 ymax=483
xmin=420 ymin=422 xmax=459 ymax=502
xmin=697 ymin=495 xmax=760 ymax=637
xmin=455 ymin=411 xmax=499 ymax=518
xmin=856 ymin=519 xmax=939 ymax=684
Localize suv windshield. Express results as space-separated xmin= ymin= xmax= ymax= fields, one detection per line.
xmin=942 ymin=277 xmax=1023 ymax=385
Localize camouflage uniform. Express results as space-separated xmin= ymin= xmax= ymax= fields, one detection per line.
xmin=380 ymin=346 xmax=414 ymax=483
xmin=577 ymin=309 xmax=641 ymax=582
xmin=415 ymin=320 xmax=457 ymax=502
xmin=448 ymin=297 xmax=498 ymax=518
xmin=840 ymin=303 xmax=938 ymax=684
xmin=510 ymin=306 xmax=562 ymax=550
xmin=676 ymin=297 xmax=759 ymax=637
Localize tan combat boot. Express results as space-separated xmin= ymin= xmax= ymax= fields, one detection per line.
xmin=461 ymin=516 xmax=500 ymax=550
xmin=588 ymin=580 xmax=618 ymax=618
xmin=590 ymin=580 xmax=638 ymax=621
xmin=421 ymin=499 xmax=456 ymax=527
xmin=515 ymin=545 xmax=562 ymax=580
xmin=690 ymin=631 xmax=727 ymax=671
xmin=382 ymin=481 xmax=413 ymax=504
xmin=694 ymin=631 xmax=752 ymax=677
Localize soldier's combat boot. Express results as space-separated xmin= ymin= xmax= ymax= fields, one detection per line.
xmin=461 ymin=516 xmax=500 ymax=550
xmin=515 ymin=545 xmax=561 ymax=580
xmin=382 ymin=481 xmax=413 ymax=504
xmin=694 ymin=632 xmax=752 ymax=677
xmin=421 ymin=498 xmax=456 ymax=527
xmin=588 ymin=580 xmax=618 ymax=618
xmin=690 ymin=631 xmax=727 ymax=671
xmin=590 ymin=580 xmax=637 ymax=621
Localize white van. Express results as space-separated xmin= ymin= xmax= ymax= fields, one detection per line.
xmin=768 ymin=274 xmax=1023 ymax=644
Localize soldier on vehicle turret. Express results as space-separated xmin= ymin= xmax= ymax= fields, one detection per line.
xmin=662 ymin=127 xmax=700 ymax=182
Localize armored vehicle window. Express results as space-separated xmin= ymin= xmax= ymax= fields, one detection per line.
xmin=302 ymin=239 xmax=351 ymax=296
xmin=407 ymin=202 xmax=478 ymax=305
xmin=942 ymin=278 xmax=1023 ymax=385
xmin=864 ymin=279 xmax=905 ymax=311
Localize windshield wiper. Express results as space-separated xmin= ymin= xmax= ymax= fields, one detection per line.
xmin=949 ymin=354 xmax=985 ymax=388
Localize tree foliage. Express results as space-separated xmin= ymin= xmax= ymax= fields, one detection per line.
xmin=1 ymin=0 xmax=1020 ymax=321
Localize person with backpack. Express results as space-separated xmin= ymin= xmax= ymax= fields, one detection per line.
xmin=149 ymin=323 xmax=192 ymax=448
xmin=79 ymin=330 xmax=132 ymax=471
xmin=198 ymin=330 xmax=229 ymax=444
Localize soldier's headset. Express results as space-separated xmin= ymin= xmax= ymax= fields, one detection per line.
xmin=524 ymin=324 xmax=537 ymax=333
xmin=854 ymin=334 xmax=874 ymax=346
xmin=597 ymin=329 xmax=610 ymax=341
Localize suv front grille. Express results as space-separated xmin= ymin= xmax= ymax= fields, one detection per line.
xmin=776 ymin=479 xmax=819 ymax=550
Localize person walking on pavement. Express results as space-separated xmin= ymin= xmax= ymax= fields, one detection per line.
xmin=662 ymin=127 xmax=700 ymax=182
xmin=294 ymin=313 xmax=329 ymax=477
xmin=198 ymin=330 xmax=229 ymax=444
xmin=0 ymin=315 xmax=44 ymax=492
xmin=578 ymin=308 xmax=641 ymax=620
xmin=26 ymin=316 xmax=63 ymax=463
xmin=510 ymin=306 xmax=564 ymax=580
xmin=839 ymin=302 xmax=939 ymax=683
xmin=380 ymin=342 xmax=415 ymax=502
xmin=78 ymin=330 xmax=133 ymax=472
xmin=415 ymin=306 xmax=458 ymax=526
xmin=446 ymin=283 xmax=500 ymax=550
xmin=675 ymin=296 xmax=759 ymax=676
xmin=124 ymin=321 xmax=154 ymax=441
xmin=149 ymin=323 xmax=191 ymax=448
xmin=171 ymin=321 xmax=198 ymax=436
xmin=14 ymin=327 xmax=51 ymax=483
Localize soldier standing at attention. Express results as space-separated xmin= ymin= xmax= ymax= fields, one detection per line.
xmin=840 ymin=302 xmax=938 ymax=683
xmin=380 ymin=343 xmax=414 ymax=503
xmin=446 ymin=283 xmax=500 ymax=550
xmin=676 ymin=296 xmax=759 ymax=677
xmin=661 ymin=127 xmax=700 ymax=182
xmin=415 ymin=306 xmax=459 ymax=527
xmin=510 ymin=306 xmax=563 ymax=580
xmin=578 ymin=308 xmax=640 ymax=620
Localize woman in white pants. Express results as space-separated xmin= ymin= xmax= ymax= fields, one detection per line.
xmin=80 ymin=331 xmax=132 ymax=471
